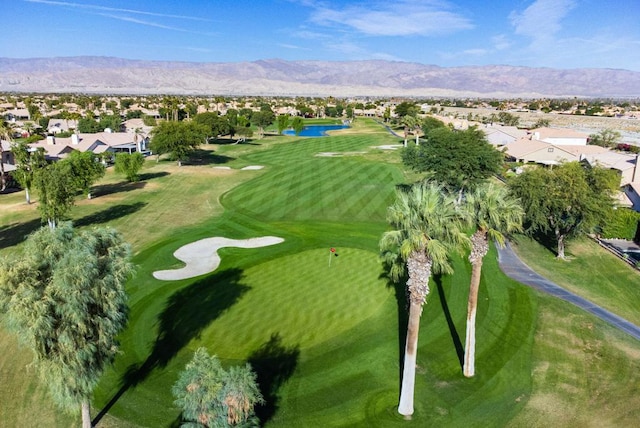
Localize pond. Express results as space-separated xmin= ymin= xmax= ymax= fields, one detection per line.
xmin=282 ymin=124 xmax=349 ymax=137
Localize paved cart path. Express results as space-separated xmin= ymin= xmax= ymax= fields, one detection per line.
xmin=497 ymin=241 xmax=640 ymax=341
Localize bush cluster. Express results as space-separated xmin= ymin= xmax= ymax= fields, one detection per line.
xmin=600 ymin=208 xmax=640 ymax=241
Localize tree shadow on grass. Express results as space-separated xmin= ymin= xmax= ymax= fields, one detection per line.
xmin=212 ymin=136 xmax=260 ymax=146
xmin=188 ymin=148 xmax=235 ymax=166
xmin=433 ymin=274 xmax=464 ymax=370
xmin=73 ymin=202 xmax=148 ymax=228
xmin=379 ymin=265 xmax=408 ymax=397
xmin=139 ymin=171 xmax=170 ymax=181
xmin=91 ymin=181 xmax=147 ymax=198
xmin=247 ymin=333 xmax=300 ymax=425
xmin=0 ymin=217 xmax=42 ymax=249
xmin=93 ymin=268 xmax=249 ymax=426
xmin=513 ymin=231 xmax=559 ymax=257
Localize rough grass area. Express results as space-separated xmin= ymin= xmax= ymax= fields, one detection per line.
xmin=512 ymin=235 xmax=640 ymax=325
xmin=2 ymin=119 xmax=640 ymax=427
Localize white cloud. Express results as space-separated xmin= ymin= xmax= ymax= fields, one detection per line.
xmin=492 ymin=34 xmax=512 ymax=51
xmin=370 ymin=52 xmax=404 ymax=61
xmin=97 ymin=13 xmax=216 ymax=36
xmin=277 ymin=43 xmax=309 ymax=50
xmin=309 ymin=0 xmax=473 ymax=37
xmin=509 ymin=0 xmax=576 ymax=48
xmin=25 ymin=0 xmax=212 ymax=21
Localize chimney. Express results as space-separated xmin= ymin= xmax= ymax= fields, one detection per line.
xmin=46 ymin=136 xmax=55 ymax=145
xmin=71 ymin=134 xmax=79 ymax=145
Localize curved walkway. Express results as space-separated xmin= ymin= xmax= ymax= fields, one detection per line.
xmin=375 ymin=120 xmax=403 ymax=138
xmin=497 ymin=241 xmax=640 ymax=341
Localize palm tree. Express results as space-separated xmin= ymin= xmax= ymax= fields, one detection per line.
xmin=402 ymin=116 xmax=417 ymax=147
xmin=462 ymin=183 xmax=523 ymax=378
xmin=380 ymin=182 xmax=469 ymax=417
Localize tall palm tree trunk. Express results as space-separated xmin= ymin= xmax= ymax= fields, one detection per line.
xmin=398 ymin=300 xmax=421 ymax=416
xmin=463 ymin=231 xmax=489 ymax=378
xmin=82 ymin=400 xmax=91 ymax=428
xmin=398 ymin=251 xmax=431 ymax=417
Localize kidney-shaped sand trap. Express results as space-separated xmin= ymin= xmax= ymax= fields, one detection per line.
xmin=153 ymin=236 xmax=284 ymax=281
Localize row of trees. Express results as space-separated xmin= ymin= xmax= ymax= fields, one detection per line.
xmin=381 ymin=181 xmax=523 ymax=416
xmin=388 ymin=125 xmax=618 ymax=416
xmin=8 ymin=139 xmax=144 ymax=226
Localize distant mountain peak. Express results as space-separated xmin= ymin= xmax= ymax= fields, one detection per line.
xmin=0 ymin=56 xmax=638 ymax=97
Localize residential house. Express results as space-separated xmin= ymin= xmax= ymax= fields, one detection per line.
xmin=29 ymin=131 xmax=150 ymax=161
xmin=505 ymin=137 xmax=609 ymax=165
xmin=1 ymin=139 xmax=16 ymax=170
xmin=582 ymin=152 xmax=639 ymax=186
xmin=3 ymin=109 xmax=30 ymax=121
xmin=529 ymin=127 xmax=589 ymax=145
xmin=47 ymin=119 xmax=79 ymax=134
xmin=484 ymin=125 xmax=528 ymax=147
xmin=625 ymin=183 xmax=640 ymax=212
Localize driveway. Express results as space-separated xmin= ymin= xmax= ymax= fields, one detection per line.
xmin=497 ymin=241 xmax=640 ymax=341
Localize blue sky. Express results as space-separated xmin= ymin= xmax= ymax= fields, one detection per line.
xmin=3 ymin=0 xmax=640 ymax=70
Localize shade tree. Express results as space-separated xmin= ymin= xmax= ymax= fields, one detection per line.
xmin=0 ymin=223 xmax=133 ymax=428
xmin=508 ymin=162 xmax=617 ymax=259
xmin=150 ymin=120 xmax=209 ymax=166
xmin=251 ymin=106 xmax=275 ymax=139
xmin=291 ymin=117 xmax=304 ymax=136
xmin=276 ymin=114 xmax=290 ymax=135
xmin=402 ymin=126 xmax=503 ymax=197
xmin=10 ymin=141 xmax=47 ymax=204
xmin=588 ymin=128 xmax=622 ymax=148
xmin=67 ymin=150 xmax=105 ymax=199
xmin=33 ymin=160 xmax=77 ymax=229
xmin=114 ymin=152 xmax=145 ymax=182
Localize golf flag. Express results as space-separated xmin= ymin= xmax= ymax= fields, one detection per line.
xmin=329 ymin=247 xmax=337 ymax=266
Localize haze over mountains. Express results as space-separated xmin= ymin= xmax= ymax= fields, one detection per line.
xmin=1 ymin=56 xmax=639 ymax=98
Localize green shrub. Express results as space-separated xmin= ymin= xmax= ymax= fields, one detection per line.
xmin=600 ymin=207 xmax=640 ymax=240
xmin=114 ymin=152 xmax=145 ymax=182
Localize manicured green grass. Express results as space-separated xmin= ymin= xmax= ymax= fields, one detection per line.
xmin=512 ymin=235 xmax=640 ymax=325
xmin=2 ymin=118 xmax=640 ymax=427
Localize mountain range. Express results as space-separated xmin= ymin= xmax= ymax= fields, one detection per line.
xmin=1 ymin=56 xmax=639 ymax=98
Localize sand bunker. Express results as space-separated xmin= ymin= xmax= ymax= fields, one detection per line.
xmin=375 ymin=144 xmax=402 ymax=150
xmin=315 ymin=152 xmax=366 ymax=157
xmin=241 ymin=165 xmax=265 ymax=170
xmin=153 ymin=236 xmax=284 ymax=281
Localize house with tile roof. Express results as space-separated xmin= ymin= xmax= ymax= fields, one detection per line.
xmin=529 ymin=127 xmax=589 ymax=145
xmin=29 ymin=131 xmax=149 ymax=161
xmin=484 ymin=125 xmax=528 ymax=147
xmin=505 ymin=137 xmax=609 ymax=166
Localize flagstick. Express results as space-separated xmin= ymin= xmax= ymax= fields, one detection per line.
xmin=329 ymin=251 xmax=332 ymax=267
